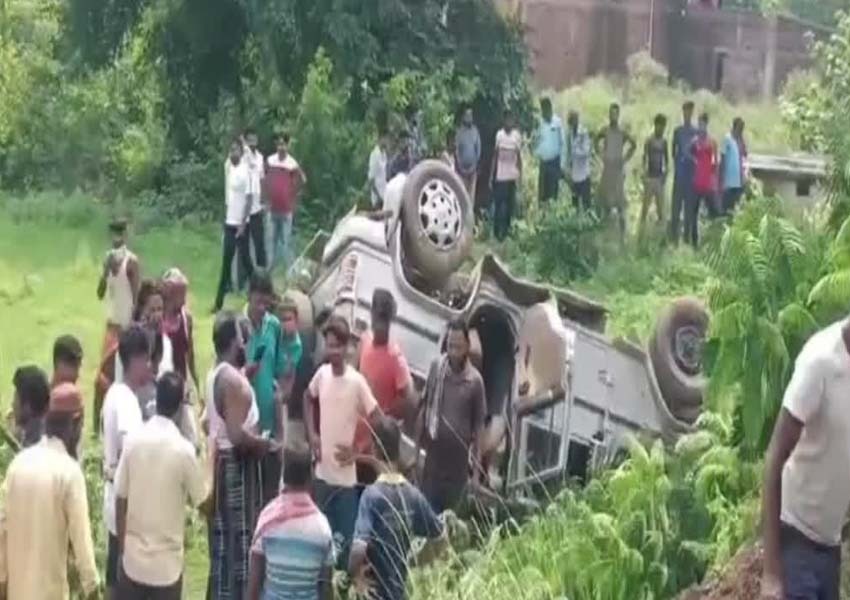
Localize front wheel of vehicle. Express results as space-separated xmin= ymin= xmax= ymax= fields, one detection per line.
xmin=401 ymin=160 xmax=474 ymax=286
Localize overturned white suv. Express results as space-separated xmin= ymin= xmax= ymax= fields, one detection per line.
xmin=290 ymin=161 xmax=708 ymax=496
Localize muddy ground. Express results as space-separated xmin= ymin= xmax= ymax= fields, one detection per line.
xmin=677 ymin=546 xmax=763 ymax=600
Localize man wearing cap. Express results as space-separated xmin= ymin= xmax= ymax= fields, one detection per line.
xmin=95 ymin=217 xmax=141 ymax=437
xmin=0 ymin=383 xmax=99 ymax=600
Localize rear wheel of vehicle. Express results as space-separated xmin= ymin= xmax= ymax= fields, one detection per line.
xmin=401 ymin=160 xmax=474 ymax=286
xmin=649 ymin=297 xmax=709 ymax=424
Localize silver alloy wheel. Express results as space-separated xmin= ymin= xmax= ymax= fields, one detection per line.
xmin=418 ymin=177 xmax=462 ymax=249
xmin=673 ymin=325 xmax=703 ymax=376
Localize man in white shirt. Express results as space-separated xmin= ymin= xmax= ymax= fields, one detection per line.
xmin=102 ymin=325 xmax=150 ymax=600
xmin=368 ymin=131 xmax=389 ymax=209
xmin=761 ymin=318 xmax=850 ymax=600
xmin=243 ymin=128 xmax=268 ymax=271
xmin=115 ymin=372 xmax=205 ymax=599
xmin=567 ymin=110 xmax=592 ymax=212
xmin=214 ymin=139 xmax=254 ymax=312
xmin=489 ymin=110 xmax=523 ymax=241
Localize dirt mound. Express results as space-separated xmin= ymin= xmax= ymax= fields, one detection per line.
xmin=677 ymin=545 xmax=763 ymax=600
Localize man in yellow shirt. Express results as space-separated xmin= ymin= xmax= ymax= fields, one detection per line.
xmin=0 ymin=383 xmax=99 ymax=600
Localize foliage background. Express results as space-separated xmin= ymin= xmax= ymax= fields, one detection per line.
xmin=0 ymin=0 xmax=530 ymax=228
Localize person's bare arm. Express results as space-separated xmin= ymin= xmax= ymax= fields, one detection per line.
xmin=186 ymin=313 xmax=199 ymax=390
xmin=348 ymin=540 xmax=370 ymax=595
xmin=127 ymin=256 xmax=141 ymax=304
xmin=116 ymin=497 xmax=128 ymax=555
xmin=642 ymin=139 xmax=649 ymax=174
xmin=401 ymin=382 xmax=419 ymax=432
xmin=672 ymin=130 xmax=680 ymax=167
xmin=594 ymin=129 xmax=605 ymax=155
xmin=489 ymin=144 xmax=497 ymax=187
xmin=761 ymin=408 xmax=803 ymax=599
xmin=247 ymin=552 xmax=265 ymax=600
xmin=517 ymin=149 xmax=524 ymax=182
xmin=239 ymin=196 xmax=252 ymax=237
xmin=624 ymin=133 xmax=637 ymax=163
xmin=97 ymin=256 xmax=108 ymax=300
xmin=318 ymin=565 xmax=334 ymax=600
xmin=471 ymin=378 xmax=487 ymax=484
xmin=303 ymin=389 xmax=321 ymax=462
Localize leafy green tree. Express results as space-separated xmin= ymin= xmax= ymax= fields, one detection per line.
xmin=703 ymin=198 xmax=850 ymax=455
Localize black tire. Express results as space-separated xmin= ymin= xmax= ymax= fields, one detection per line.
xmin=401 ymin=160 xmax=474 ymax=286
xmin=649 ymin=297 xmax=709 ymax=424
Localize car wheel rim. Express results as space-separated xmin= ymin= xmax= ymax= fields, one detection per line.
xmin=418 ymin=178 xmax=462 ymax=250
xmin=673 ymin=325 xmax=703 ymax=376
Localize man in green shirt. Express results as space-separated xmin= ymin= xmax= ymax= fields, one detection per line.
xmin=245 ymin=272 xmax=290 ymax=504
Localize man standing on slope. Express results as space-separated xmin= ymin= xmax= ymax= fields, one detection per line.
xmin=266 ymin=133 xmax=306 ymax=273
xmin=595 ymin=103 xmax=636 ymax=243
xmin=95 ymin=218 xmax=140 ymax=436
xmin=534 ymin=97 xmax=565 ymax=205
xmin=214 ymin=139 xmax=254 ymax=312
xmin=761 ymin=318 xmax=850 ymax=600
xmin=670 ymin=101 xmax=698 ymax=243
xmin=455 ymin=106 xmax=481 ymax=202
xmin=243 ymin=128 xmax=268 ymax=272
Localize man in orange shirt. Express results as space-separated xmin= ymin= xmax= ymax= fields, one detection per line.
xmin=356 ymin=289 xmax=417 ymax=483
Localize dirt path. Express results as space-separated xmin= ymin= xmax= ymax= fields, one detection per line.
xmin=677 ymin=546 xmax=763 ymax=600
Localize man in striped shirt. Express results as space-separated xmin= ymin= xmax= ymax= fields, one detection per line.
xmin=247 ymin=449 xmax=334 ymax=600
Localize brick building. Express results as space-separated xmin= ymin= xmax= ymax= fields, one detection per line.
xmin=497 ymin=0 xmax=830 ymax=99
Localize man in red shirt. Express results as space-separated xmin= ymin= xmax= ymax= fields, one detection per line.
xmin=355 ymin=289 xmax=416 ymax=483
xmin=266 ymin=133 xmax=307 ymax=273
xmin=686 ymin=112 xmax=718 ymax=248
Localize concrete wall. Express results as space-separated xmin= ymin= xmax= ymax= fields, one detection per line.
xmin=505 ymin=0 xmax=826 ymax=98
xmin=754 ymin=173 xmax=825 ymax=214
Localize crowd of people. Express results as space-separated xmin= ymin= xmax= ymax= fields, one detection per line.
xmin=360 ymin=99 xmax=749 ymax=248
xmin=0 ymin=97 xmax=751 ymax=600
xmin=528 ymin=99 xmax=748 ymax=246
xmin=0 ymin=201 xmax=495 ymax=599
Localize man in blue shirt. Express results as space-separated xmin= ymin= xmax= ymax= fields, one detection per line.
xmin=534 ymin=97 xmax=565 ymax=204
xmin=349 ymin=418 xmax=446 ymax=600
xmin=245 ymin=271 xmax=289 ymax=504
xmin=670 ymin=101 xmax=698 ymax=244
xmin=720 ymin=117 xmax=747 ymax=215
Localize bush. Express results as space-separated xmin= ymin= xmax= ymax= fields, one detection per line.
xmin=515 ymin=203 xmax=602 ymax=283
xmin=289 ymin=49 xmax=370 ymax=231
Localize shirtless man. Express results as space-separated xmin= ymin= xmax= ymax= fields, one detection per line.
xmin=94 ymin=218 xmax=140 ymax=437
xmin=206 ymin=311 xmax=280 ymax=598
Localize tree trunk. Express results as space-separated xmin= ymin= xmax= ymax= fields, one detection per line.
xmin=763 ymin=13 xmax=778 ymax=99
